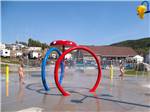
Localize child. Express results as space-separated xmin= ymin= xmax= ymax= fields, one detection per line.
xmin=18 ymin=63 xmax=25 ymax=84
xmin=119 ymin=62 xmax=125 ymax=77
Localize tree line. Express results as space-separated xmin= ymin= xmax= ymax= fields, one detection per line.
xmin=111 ymin=37 xmax=150 ymax=55
xmin=16 ymin=38 xmax=49 ymax=50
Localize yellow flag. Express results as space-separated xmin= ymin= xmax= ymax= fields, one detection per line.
xmin=137 ymin=5 xmax=147 ymax=19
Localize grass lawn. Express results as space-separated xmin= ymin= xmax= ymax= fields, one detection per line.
xmin=1 ymin=57 xmax=20 ymax=73
xmin=1 ymin=64 xmax=7 ymax=73
xmin=125 ymin=69 xmax=150 ymax=76
xmin=1 ymin=57 xmax=20 ymax=64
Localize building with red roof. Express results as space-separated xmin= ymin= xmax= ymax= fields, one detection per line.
xmin=79 ymin=45 xmax=138 ymax=62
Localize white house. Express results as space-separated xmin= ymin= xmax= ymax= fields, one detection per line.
xmin=0 ymin=43 xmax=6 ymax=50
xmin=28 ymin=47 xmax=42 ymax=51
xmin=17 ymin=44 xmax=26 ymax=48
xmin=5 ymin=43 xmax=27 ymax=50
xmin=0 ymin=49 xmax=10 ymax=57
xmin=12 ymin=44 xmax=19 ymax=50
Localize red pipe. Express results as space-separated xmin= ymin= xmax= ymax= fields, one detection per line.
xmin=54 ymin=46 xmax=102 ymax=96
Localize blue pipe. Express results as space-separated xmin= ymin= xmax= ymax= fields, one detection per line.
xmin=41 ymin=48 xmax=64 ymax=91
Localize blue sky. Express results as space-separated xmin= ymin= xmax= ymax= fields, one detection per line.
xmin=1 ymin=1 xmax=150 ymax=45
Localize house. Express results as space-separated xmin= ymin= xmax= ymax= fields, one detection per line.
xmin=0 ymin=43 xmax=6 ymax=50
xmin=5 ymin=43 xmax=27 ymax=50
xmin=28 ymin=47 xmax=42 ymax=51
xmin=79 ymin=45 xmax=138 ymax=63
xmin=12 ymin=44 xmax=18 ymax=50
xmin=17 ymin=44 xmax=26 ymax=48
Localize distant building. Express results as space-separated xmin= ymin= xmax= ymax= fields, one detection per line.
xmin=12 ymin=44 xmax=19 ymax=50
xmin=17 ymin=44 xmax=26 ymax=48
xmin=0 ymin=43 xmax=6 ymax=50
xmin=80 ymin=45 xmax=138 ymax=62
xmin=28 ymin=47 xmax=42 ymax=51
xmin=5 ymin=43 xmax=27 ymax=50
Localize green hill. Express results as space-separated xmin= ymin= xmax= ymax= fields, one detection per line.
xmin=111 ymin=37 xmax=150 ymax=55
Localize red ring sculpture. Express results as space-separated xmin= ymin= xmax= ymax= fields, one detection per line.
xmin=50 ymin=40 xmax=77 ymax=47
xmin=50 ymin=40 xmax=77 ymax=52
xmin=54 ymin=46 xmax=102 ymax=96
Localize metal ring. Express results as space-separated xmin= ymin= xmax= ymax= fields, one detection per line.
xmin=41 ymin=48 xmax=64 ymax=91
xmin=54 ymin=46 xmax=102 ymax=96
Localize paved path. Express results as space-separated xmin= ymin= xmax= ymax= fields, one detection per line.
xmin=1 ymin=68 xmax=150 ymax=112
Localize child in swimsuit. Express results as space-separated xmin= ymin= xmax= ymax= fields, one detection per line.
xmin=18 ymin=63 xmax=25 ymax=84
xmin=119 ymin=62 xmax=125 ymax=77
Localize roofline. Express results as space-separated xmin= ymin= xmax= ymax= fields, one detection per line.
xmin=80 ymin=45 xmax=135 ymax=49
xmin=83 ymin=54 xmax=136 ymax=57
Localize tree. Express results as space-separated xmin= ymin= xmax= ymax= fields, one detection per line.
xmin=19 ymin=41 xmax=28 ymax=46
xmin=15 ymin=40 xmax=18 ymax=44
xmin=28 ymin=38 xmax=49 ymax=49
xmin=111 ymin=37 xmax=150 ymax=55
